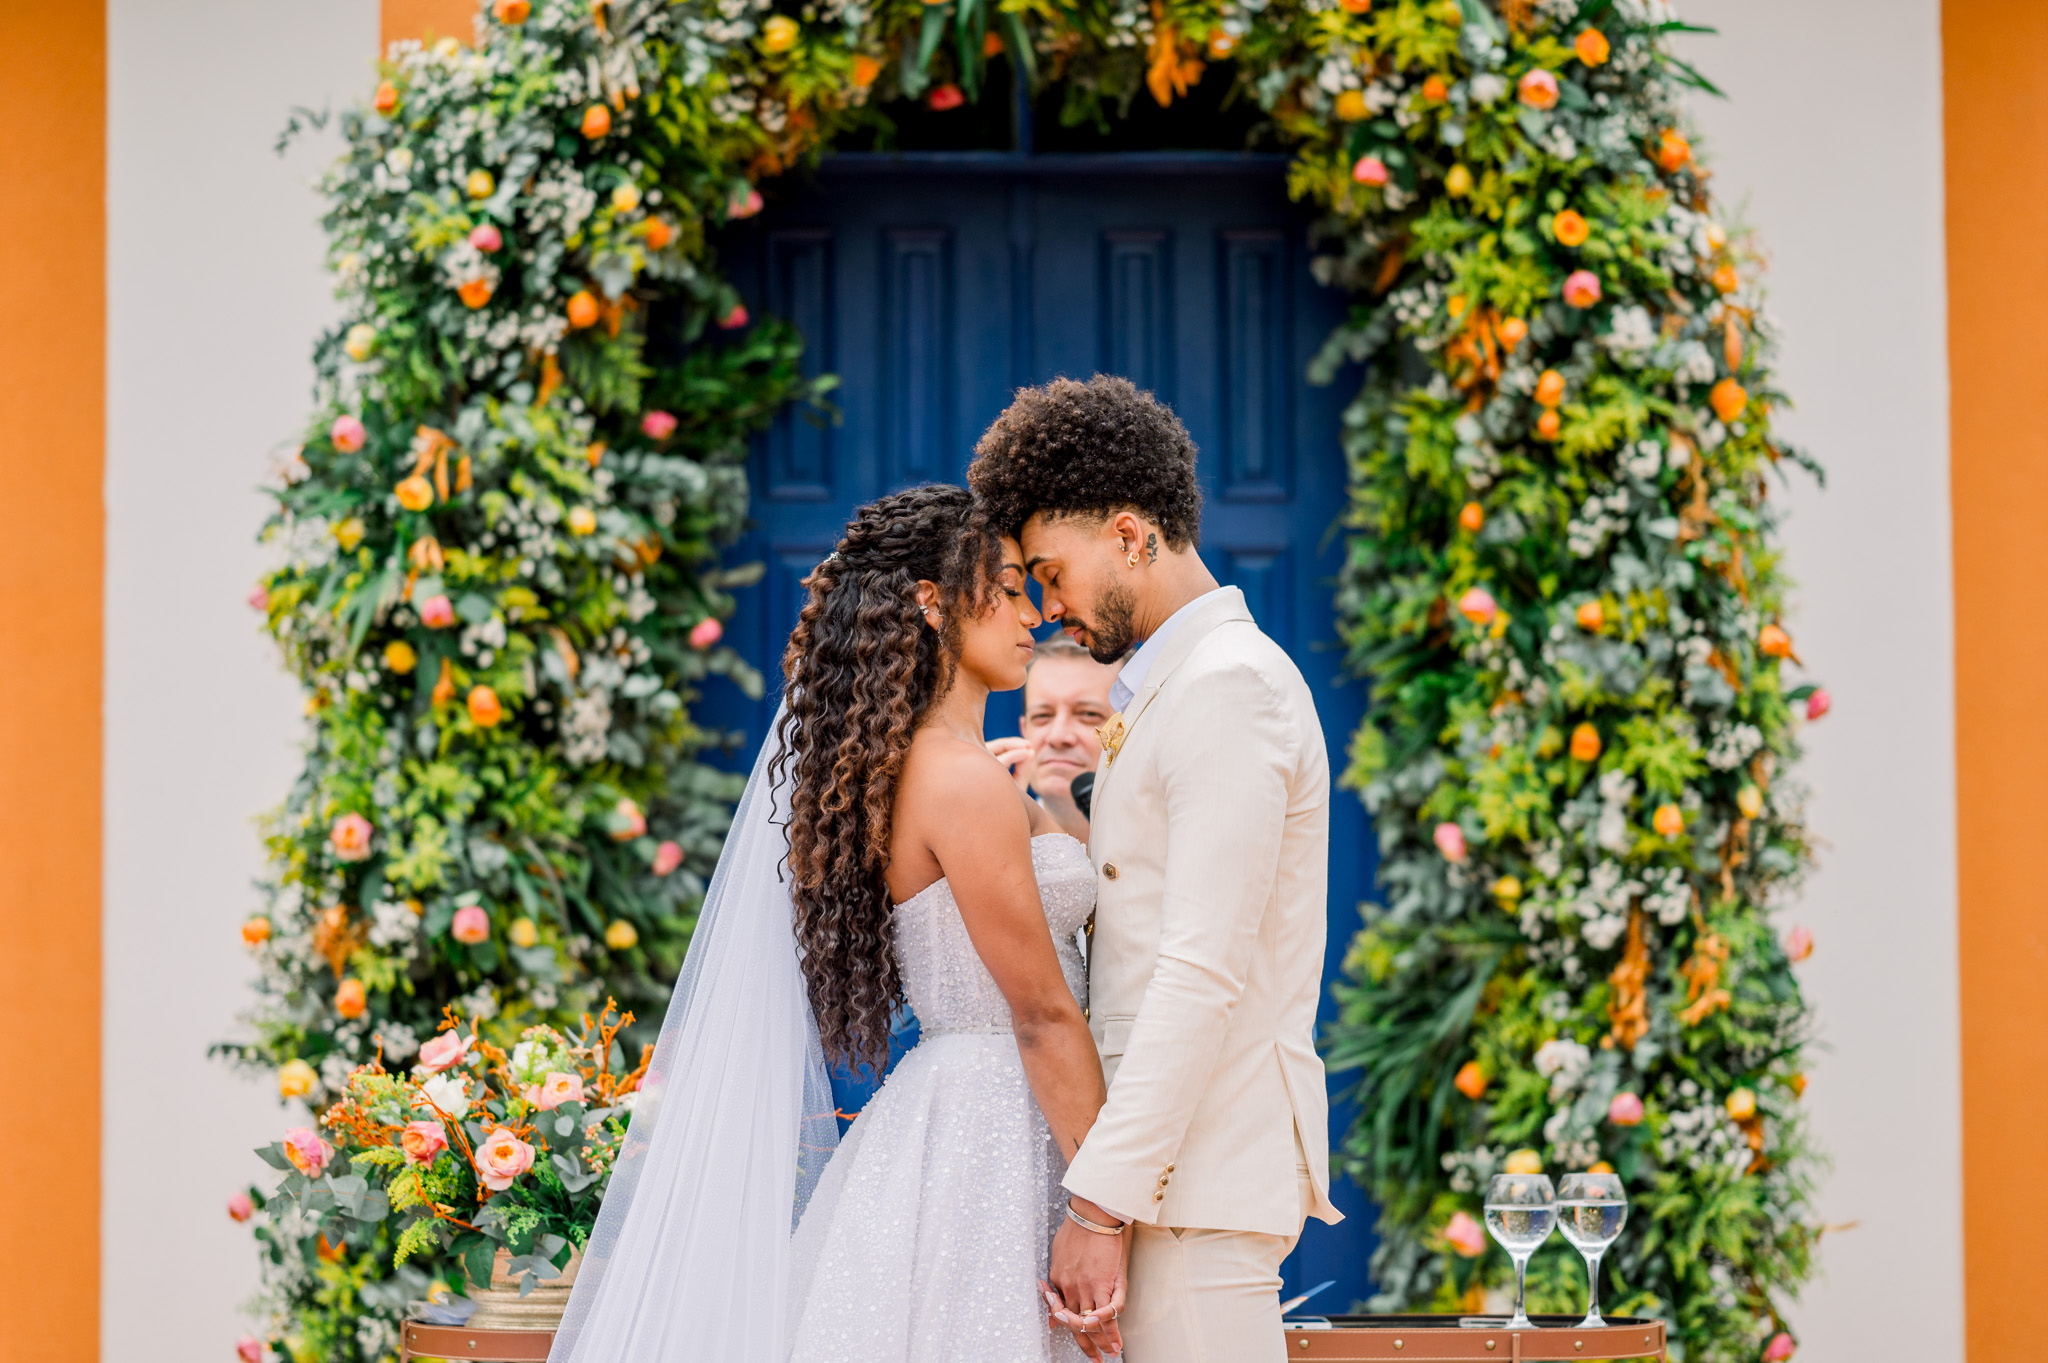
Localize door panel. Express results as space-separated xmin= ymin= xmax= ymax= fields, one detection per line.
xmin=714 ymin=160 xmax=1378 ymax=1304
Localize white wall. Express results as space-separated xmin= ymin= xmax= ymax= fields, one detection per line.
xmin=1682 ymin=3 xmax=1961 ymax=1359
xmin=105 ymin=1 xmax=378 ymax=1357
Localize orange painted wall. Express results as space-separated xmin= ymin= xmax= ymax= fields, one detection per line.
xmin=0 ymin=5 xmax=104 ymax=1361
xmin=382 ymin=0 xmax=479 ymax=49
xmin=1945 ymin=1 xmax=2048 ymax=1357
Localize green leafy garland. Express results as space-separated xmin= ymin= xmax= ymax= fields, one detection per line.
xmin=227 ymin=1 xmax=1820 ymax=1358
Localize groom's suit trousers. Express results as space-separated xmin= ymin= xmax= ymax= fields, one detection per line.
xmin=1118 ymin=1164 xmax=1315 ymax=1363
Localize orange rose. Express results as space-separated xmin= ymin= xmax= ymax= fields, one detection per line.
xmin=1518 ymin=68 xmax=1559 ymax=110
xmin=1534 ymin=369 xmax=1567 ymax=407
xmin=1552 ymin=209 xmax=1590 ymax=247
xmin=1654 ymin=128 xmax=1692 ymax=172
xmin=850 ymin=53 xmax=883 ymax=88
xmin=1339 ymin=0 xmax=1371 ymax=12
xmin=1575 ymin=600 xmax=1604 ymax=631
xmin=1458 ymin=502 xmax=1485 ymax=533
xmin=1712 ymin=263 xmax=1741 ymax=294
xmin=1569 ymin=723 xmax=1602 ymax=763
xmin=1206 ymin=31 xmax=1237 ymax=58
xmin=467 ymin=685 xmax=503 ymax=728
xmin=335 ymin=978 xmax=367 ymax=1019
xmin=493 ymin=0 xmax=530 ymax=22
xmin=1454 ymin=1061 xmax=1487 ymax=1100
xmin=1421 ymin=74 xmax=1449 ymax=103
xmin=242 ymin=917 xmax=272 ymax=946
xmin=1710 ymin=378 xmax=1748 ymax=424
xmin=566 ymin=290 xmax=600 ymax=329
xmin=1574 ymin=29 xmax=1610 ymax=66
xmin=458 ymin=278 xmax=493 ymax=309
xmin=1759 ymin=623 xmax=1793 ymax=658
xmin=1334 ymin=90 xmax=1369 ymax=121
xmin=395 ymin=475 xmax=435 ymax=511
xmin=1496 ymin=316 xmax=1528 ymax=350
xmin=1653 ymin=803 xmax=1685 ymax=839
xmin=373 ymin=81 xmax=398 ymax=115
xmin=642 ymin=218 xmax=673 ymax=250
xmin=581 ymin=104 xmax=612 ymax=139
xmin=1535 ymin=409 xmax=1561 ymax=440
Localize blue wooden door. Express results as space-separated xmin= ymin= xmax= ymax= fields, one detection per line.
xmin=711 ymin=155 xmax=1378 ymax=1305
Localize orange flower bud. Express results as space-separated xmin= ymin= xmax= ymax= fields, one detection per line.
xmin=581 ymin=104 xmax=612 ymax=139
xmin=395 ymin=475 xmax=435 ymax=512
xmin=1710 ymin=377 xmax=1748 ymax=424
xmin=335 ymin=978 xmax=367 ymax=1019
xmin=642 ymin=217 xmax=673 ymax=250
xmin=1789 ymin=1073 xmax=1807 ymax=1097
xmin=1535 ymin=369 xmax=1567 ymax=407
xmin=1552 ymin=209 xmax=1590 ymax=247
xmin=467 ymin=685 xmax=503 ymax=728
xmin=586 ymin=441 xmax=607 ymax=468
xmin=458 ymin=278 xmax=493 ymax=309
xmin=1574 ymin=28 xmax=1610 ymax=66
xmin=1206 ymin=30 xmax=1237 ymax=58
xmin=1454 ymin=1061 xmax=1487 ymax=1100
xmin=1759 ymin=623 xmax=1793 ymax=658
xmin=242 ymin=917 xmax=272 ymax=946
xmin=373 ymin=81 xmax=399 ymax=115
xmin=1535 ymin=409 xmax=1562 ymax=440
xmin=493 ymin=0 xmax=530 ymax=22
xmin=1339 ymin=0 xmax=1372 ymax=12
xmin=851 ymin=53 xmax=883 ymax=88
xmin=1459 ymin=501 xmax=1485 ymax=533
xmin=1497 ymin=316 xmax=1528 ymax=349
xmin=1653 ymin=803 xmax=1685 ymax=838
xmin=1654 ymin=128 xmax=1692 ymax=172
xmin=566 ymin=290 xmax=600 ymax=329
xmin=431 ymin=657 xmax=456 ymax=706
xmin=1569 ymin=722 xmax=1602 ymax=763
xmin=1725 ymin=1087 xmax=1757 ymax=1121
xmin=1421 ymin=74 xmax=1449 ymax=103
xmin=1712 ymin=263 xmax=1741 ymax=294
xmin=1575 ymin=600 xmax=1604 ymax=632
xmin=1335 ymin=90 xmax=1369 ymax=122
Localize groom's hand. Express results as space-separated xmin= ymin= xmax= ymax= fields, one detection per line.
xmin=1048 ymin=1199 xmax=1127 ymax=1359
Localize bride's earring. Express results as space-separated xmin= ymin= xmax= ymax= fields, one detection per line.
xmin=925 ymin=608 xmax=943 ymax=629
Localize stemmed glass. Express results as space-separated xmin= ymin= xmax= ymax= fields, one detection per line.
xmin=1555 ymin=1172 xmax=1628 ymax=1328
xmin=1484 ymin=1172 xmax=1556 ymax=1330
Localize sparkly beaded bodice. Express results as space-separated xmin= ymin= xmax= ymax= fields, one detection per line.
xmin=891 ymin=833 xmax=1095 ymax=1032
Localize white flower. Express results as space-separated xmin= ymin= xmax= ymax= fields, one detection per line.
xmin=1534 ymin=1037 xmax=1592 ymax=1099
xmin=385 ymin=147 xmax=415 ymax=175
xmin=1469 ymin=73 xmax=1507 ymax=105
xmin=369 ymin=899 xmax=420 ymax=948
xmin=418 ymin=1072 xmax=471 ymax=1119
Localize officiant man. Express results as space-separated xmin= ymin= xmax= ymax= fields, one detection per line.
xmin=988 ymin=633 xmax=1120 ymax=843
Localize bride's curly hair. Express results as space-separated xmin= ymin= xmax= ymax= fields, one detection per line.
xmin=774 ymin=485 xmax=1002 ymax=1071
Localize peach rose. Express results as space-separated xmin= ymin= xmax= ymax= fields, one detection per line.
xmin=1350 ymin=155 xmax=1390 ymax=187
xmin=242 ymin=917 xmax=271 ymax=947
xmin=282 ymin=1126 xmax=332 ymax=1177
xmin=1444 ymin=1210 xmax=1486 ymax=1258
xmin=1574 ymin=28 xmax=1610 ymax=66
xmin=1785 ymin=925 xmax=1814 ymax=963
xmin=641 ymin=410 xmax=678 ymax=440
xmin=451 ymin=905 xmax=491 ymax=945
xmin=527 ymin=1071 xmax=584 ymax=1111
xmin=400 ymin=1120 xmax=449 ymax=1166
xmin=237 ymin=1336 xmax=265 ymax=1363
xmin=248 ymin=586 xmax=269 ymax=611
xmin=611 ymin=798 xmax=648 ymax=841
xmin=227 ymin=1192 xmax=254 ymax=1222
xmin=330 ymin=414 xmax=366 ymax=453
xmin=330 ymin=813 xmax=373 ymax=863
xmin=1456 ymin=587 xmax=1497 ymax=625
xmin=467 ymin=685 xmax=503 ymax=728
xmin=1454 ymin=1061 xmax=1486 ymax=1100
xmin=1763 ymin=1333 xmax=1796 ymax=1362
xmin=1653 ymin=803 xmax=1684 ymax=839
xmin=416 ymin=1031 xmax=470 ymax=1073
xmin=689 ymin=617 xmax=724 ymax=649
xmin=652 ymin=840 xmax=684 ymax=877
xmin=566 ymin=290 xmax=600 ymax=329
xmin=1562 ymin=270 xmax=1603 ymax=309
xmin=419 ymin=595 xmax=456 ymax=629
xmin=1517 ymin=68 xmax=1559 ymax=110
xmin=468 ymin=223 xmax=503 ymax=253
xmin=475 ymin=1128 xmax=537 ymax=1191
xmin=277 ymin=1059 xmax=317 ymax=1099
xmin=335 ymin=979 xmax=367 ymax=1019
xmin=1608 ymin=1092 xmax=1645 ymax=1126
xmin=581 ymin=104 xmax=612 ymax=139
xmin=1432 ymin=822 xmax=1468 ymax=864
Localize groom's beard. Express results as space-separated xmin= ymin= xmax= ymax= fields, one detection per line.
xmin=1066 ymin=579 xmax=1138 ymax=664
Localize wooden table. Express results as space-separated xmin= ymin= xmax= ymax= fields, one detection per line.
xmin=400 ymin=1313 xmax=1667 ymax=1361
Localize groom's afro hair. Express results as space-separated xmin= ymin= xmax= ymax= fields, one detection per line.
xmin=969 ymin=374 xmax=1203 ymax=550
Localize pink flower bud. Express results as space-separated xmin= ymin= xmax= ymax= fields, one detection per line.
xmin=1804 ymin=688 xmax=1831 ymax=721
xmin=611 ymin=797 xmax=648 ymax=841
xmin=248 ymin=586 xmax=269 ymax=611
xmin=1763 ymin=1333 xmax=1796 ymax=1362
xmin=227 ymin=1192 xmax=254 ymax=1222
xmin=419 ymin=594 xmax=456 ymax=629
xmin=1608 ymin=1092 xmax=1645 ymax=1126
xmin=1563 ymin=270 xmax=1603 ymax=309
xmin=1433 ymin=821 xmax=1468 ymax=864
xmin=1457 ymin=587 xmax=1498 ymax=625
xmin=728 ymin=187 xmax=764 ymax=219
xmin=718 ymin=303 xmax=750 ymax=330
xmin=450 ymin=905 xmax=491 ymax=944
xmin=641 ymin=409 xmax=678 ymax=440
xmin=652 ymin=840 xmax=684 ymax=876
xmin=468 ymin=223 xmax=503 ymax=253
xmin=236 ymin=1336 xmax=265 ymax=1363
xmin=1351 ymin=156 xmax=1390 ymax=187
xmin=329 ymin=414 xmax=366 ymax=453
xmin=689 ymin=617 xmax=724 ymax=649
xmin=1444 ymin=1210 xmax=1486 ymax=1258
xmin=1785 ymin=925 xmax=1813 ymax=963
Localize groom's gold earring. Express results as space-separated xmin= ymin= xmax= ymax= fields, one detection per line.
xmin=1126 ymin=548 xmax=1140 ymax=568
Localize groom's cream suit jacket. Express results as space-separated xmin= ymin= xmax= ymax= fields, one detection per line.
xmin=1063 ymin=587 xmax=1341 ymax=1236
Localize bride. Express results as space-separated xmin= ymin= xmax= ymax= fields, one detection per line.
xmin=548 ymin=485 xmax=1125 ymax=1363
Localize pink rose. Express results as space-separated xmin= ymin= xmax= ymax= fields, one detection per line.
xmin=611 ymin=797 xmax=647 ymax=841
xmin=1563 ymin=269 xmax=1603 ymax=309
xmin=1785 ymin=925 xmax=1814 ymax=963
xmin=400 ymin=1120 xmax=449 ymax=1166
xmin=1444 ymin=1210 xmax=1486 ymax=1258
xmin=475 ymin=1127 xmax=537 ymax=1191
xmin=1457 ymin=587 xmax=1498 ymax=625
xmin=416 ymin=1031 xmax=470 ymax=1073
xmin=1433 ymin=822 xmax=1468 ymax=864
xmin=525 ymin=1071 xmax=584 ymax=1111
xmin=330 ymin=414 xmax=366 ymax=453
xmin=1608 ymin=1092 xmax=1645 ymax=1126
xmin=281 ymin=1126 xmax=332 ymax=1177
xmin=640 ymin=409 xmax=678 ymax=440
xmin=236 ymin=1336 xmax=265 ymax=1363
xmin=689 ymin=617 xmax=724 ymax=649
xmin=1517 ymin=68 xmax=1559 ymax=110
xmin=419 ymin=594 xmax=456 ymax=629
xmin=1805 ymin=688 xmax=1832 ymax=721
xmin=728 ymin=187 xmax=764 ymax=220
xmin=330 ymin=813 xmax=373 ymax=863
xmin=718 ymin=303 xmax=749 ymax=330
xmin=227 ymin=1192 xmax=254 ymax=1223
xmin=652 ymin=840 xmax=684 ymax=876
xmin=451 ymin=905 xmax=491 ymax=945
xmin=1350 ymin=156 xmax=1389 ymax=187
xmin=247 ymin=586 xmax=269 ymax=611
xmin=468 ymin=223 xmax=503 ymax=253
xmin=1763 ymin=1333 xmax=1796 ymax=1362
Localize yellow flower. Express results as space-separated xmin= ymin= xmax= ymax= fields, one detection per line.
xmin=1334 ymin=90 xmax=1369 ymax=122
xmin=1490 ymin=876 xmax=1522 ymax=908
xmin=395 ymin=475 xmax=435 ymax=511
xmin=509 ymin=917 xmax=540 ymax=949
xmin=466 ymin=169 xmax=496 ymax=200
xmin=1737 ymin=785 xmax=1764 ymax=819
xmin=1726 ymin=1087 xmax=1757 ymax=1122
xmin=278 ymin=1059 xmax=318 ymax=1098
xmin=333 ymin=517 xmax=365 ymax=551
xmin=762 ymin=15 xmax=799 ymax=53
xmin=611 ymin=183 xmax=642 ymax=214
xmin=1503 ymin=1149 xmax=1544 ymax=1175
xmin=1444 ymin=164 xmax=1473 ymax=197
xmin=383 ymin=641 xmax=418 ymax=675
xmin=604 ymin=919 xmax=639 ymax=950
xmin=567 ymin=506 xmax=598 ymax=536
xmin=343 ymin=323 xmax=377 ymax=362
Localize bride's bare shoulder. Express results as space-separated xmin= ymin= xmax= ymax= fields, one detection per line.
xmin=897 ymin=730 xmax=1032 ymax=837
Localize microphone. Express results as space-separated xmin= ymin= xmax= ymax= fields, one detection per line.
xmin=1070 ymin=771 xmax=1095 ymax=821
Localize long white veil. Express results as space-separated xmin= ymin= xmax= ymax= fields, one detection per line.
xmin=549 ymin=704 xmax=837 ymax=1361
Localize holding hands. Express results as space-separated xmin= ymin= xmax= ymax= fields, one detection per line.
xmin=1043 ymin=1196 xmax=1128 ymax=1360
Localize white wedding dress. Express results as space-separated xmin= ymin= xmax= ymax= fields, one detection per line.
xmin=785 ymin=833 xmax=1096 ymax=1363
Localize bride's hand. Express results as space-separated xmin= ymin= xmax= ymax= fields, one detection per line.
xmin=1046 ymin=1212 xmax=1127 ymax=1359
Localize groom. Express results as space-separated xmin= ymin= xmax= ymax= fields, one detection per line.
xmin=970 ymin=376 xmax=1341 ymax=1362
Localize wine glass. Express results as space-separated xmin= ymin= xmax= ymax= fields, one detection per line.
xmin=1555 ymin=1172 xmax=1628 ymax=1328
xmin=1484 ymin=1172 xmax=1556 ymax=1330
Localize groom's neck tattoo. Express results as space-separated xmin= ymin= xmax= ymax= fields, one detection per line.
xmin=1145 ymin=532 xmax=1158 ymax=565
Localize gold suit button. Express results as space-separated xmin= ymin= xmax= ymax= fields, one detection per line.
xmin=1165 ymin=1163 xmax=1175 ymax=1172
xmin=1103 ymin=863 xmax=1119 ymax=880
xmin=1152 ymin=1190 xmax=1164 ymax=1202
